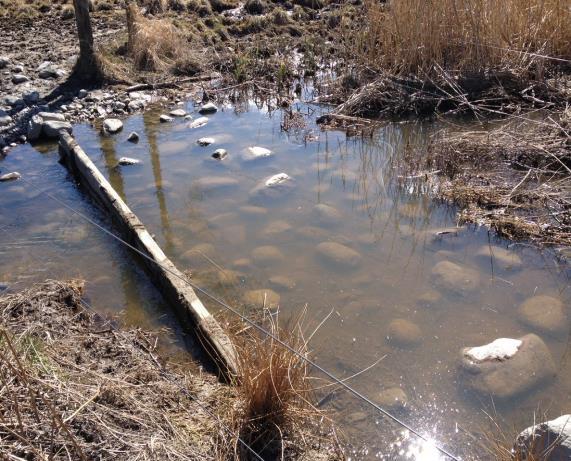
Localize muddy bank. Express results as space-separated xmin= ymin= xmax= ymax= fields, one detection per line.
xmin=0 ymin=280 xmax=342 ymax=460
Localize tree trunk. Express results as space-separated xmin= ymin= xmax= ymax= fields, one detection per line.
xmin=72 ymin=0 xmax=101 ymax=82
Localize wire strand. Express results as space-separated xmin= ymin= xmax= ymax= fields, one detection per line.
xmin=18 ymin=175 xmax=462 ymax=461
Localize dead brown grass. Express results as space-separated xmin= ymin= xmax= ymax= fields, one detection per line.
xmin=126 ymin=2 xmax=183 ymax=71
xmin=354 ymin=0 xmax=571 ymax=77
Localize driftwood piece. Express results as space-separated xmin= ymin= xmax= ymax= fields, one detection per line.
xmin=125 ymin=75 xmax=214 ymax=93
xmin=58 ymin=132 xmax=238 ymax=379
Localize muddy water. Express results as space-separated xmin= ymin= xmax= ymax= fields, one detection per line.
xmin=1 ymin=100 xmax=570 ymax=460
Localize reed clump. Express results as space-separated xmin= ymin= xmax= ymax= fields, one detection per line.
xmin=126 ymin=3 xmax=183 ymax=71
xmin=354 ymin=0 xmax=571 ymax=77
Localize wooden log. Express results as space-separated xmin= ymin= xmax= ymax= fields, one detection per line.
xmin=58 ymin=131 xmax=238 ymax=379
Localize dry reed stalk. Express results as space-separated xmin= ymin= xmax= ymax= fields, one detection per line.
xmin=354 ymin=0 xmax=571 ymax=77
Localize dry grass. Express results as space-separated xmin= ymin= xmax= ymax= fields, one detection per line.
xmin=354 ymin=0 xmax=571 ymax=77
xmin=126 ymin=2 xmax=184 ymax=71
xmin=0 ymin=280 xmax=341 ymax=460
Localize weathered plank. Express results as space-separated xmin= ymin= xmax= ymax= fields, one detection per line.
xmin=58 ymin=131 xmax=238 ymax=379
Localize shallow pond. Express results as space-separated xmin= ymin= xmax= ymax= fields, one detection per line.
xmin=1 ymin=97 xmax=570 ymax=460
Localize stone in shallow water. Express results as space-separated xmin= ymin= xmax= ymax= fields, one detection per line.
xmin=249 ymin=173 xmax=294 ymax=203
xmin=169 ymin=108 xmax=186 ymax=117
xmin=197 ymin=137 xmax=215 ymax=146
xmin=0 ymin=172 xmax=21 ymax=182
xmin=118 ymin=157 xmax=141 ymax=165
xmin=127 ymin=132 xmax=139 ymax=143
xmin=240 ymin=205 xmax=267 ymax=216
xmin=416 ymin=289 xmax=442 ymax=308
xmin=313 ymin=203 xmax=342 ymax=226
xmin=243 ymin=289 xmax=280 ymax=308
xmin=261 ymin=220 xmax=291 ymax=238
xmin=268 ymin=275 xmax=296 ymax=292
xmin=459 ymin=334 xmax=556 ymax=400
xmin=160 ymin=114 xmax=173 ymax=123
xmin=38 ymin=112 xmax=65 ymax=122
xmin=188 ymin=116 xmax=208 ymax=128
xmin=377 ymin=387 xmax=408 ymax=411
xmin=431 ymin=260 xmax=480 ymax=295
xmin=102 ymin=118 xmax=123 ymax=134
xmin=212 ymin=149 xmax=227 ymax=160
xmin=315 ymin=241 xmax=362 ymax=270
xmin=475 ymin=245 xmax=522 ymax=270
xmin=515 ymin=414 xmax=571 ymax=460
xmin=232 ymin=258 xmax=254 ymax=271
xmin=252 ymin=245 xmax=285 ymax=266
xmin=243 ymin=146 xmax=272 ymax=161
xmin=198 ymin=102 xmax=218 ymax=114
xmin=27 ymin=115 xmax=43 ymax=141
xmin=194 ymin=176 xmax=239 ymax=192
xmin=518 ymin=295 xmax=567 ymax=335
xmin=386 ymin=319 xmax=423 ymax=348
xmin=42 ymin=120 xmax=72 ymax=138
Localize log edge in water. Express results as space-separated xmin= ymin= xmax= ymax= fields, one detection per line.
xmin=58 ymin=131 xmax=238 ymax=379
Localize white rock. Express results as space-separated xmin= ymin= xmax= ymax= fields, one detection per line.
xmin=212 ymin=149 xmax=227 ymax=160
xmin=198 ymin=102 xmax=218 ymax=114
xmin=118 ymin=157 xmax=141 ymax=166
xmin=0 ymin=114 xmax=13 ymax=127
xmin=38 ymin=112 xmax=65 ymax=122
xmin=515 ymin=414 xmax=571 ymax=460
xmin=244 ymin=146 xmax=272 ymax=161
xmin=197 ymin=137 xmax=215 ymax=146
xmin=265 ymin=172 xmax=291 ymax=187
xmin=160 ymin=114 xmax=173 ymax=123
xmin=169 ymin=109 xmax=186 ymax=117
xmin=465 ymin=338 xmax=522 ymax=362
xmin=103 ymin=118 xmax=123 ymax=133
xmin=0 ymin=172 xmax=21 ymax=182
xmin=188 ymin=116 xmax=209 ymax=128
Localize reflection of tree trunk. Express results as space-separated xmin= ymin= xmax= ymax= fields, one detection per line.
xmin=72 ymin=0 xmax=101 ymax=82
xmin=143 ymin=111 xmax=174 ymax=255
xmin=100 ymin=135 xmax=127 ymax=201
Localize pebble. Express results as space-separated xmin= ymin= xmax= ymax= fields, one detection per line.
xmin=244 ymin=146 xmax=272 ymax=161
xmin=0 ymin=56 xmax=9 ymax=69
xmin=11 ymin=74 xmax=29 ymax=84
xmin=377 ymin=387 xmax=408 ymax=411
xmin=212 ymin=148 xmax=227 ymax=160
xmin=103 ymin=118 xmax=123 ymax=133
xmin=127 ymin=132 xmax=140 ymax=143
xmin=0 ymin=282 xmax=8 ymax=292
xmin=118 ymin=157 xmax=141 ymax=165
xmin=0 ymin=172 xmax=21 ymax=182
xmin=188 ymin=116 xmax=208 ymax=128
xmin=386 ymin=319 xmax=423 ymax=347
xmin=160 ymin=114 xmax=173 ymax=123
xmin=169 ymin=108 xmax=186 ymax=117
xmin=252 ymin=245 xmax=285 ymax=266
xmin=197 ymin=137 xmax=215 ymax=146
xmin=518 ymin=295 xmax=567 ymax=335
xmin=315 ymin=241 xmax=362 ymax=270
xmin=198 ymin=102 xmax=218 ymax=114
xmin=0 ymin=115 xmax=13 ymax=127
xmin=78 ymin=89 xmax=88 ymax=99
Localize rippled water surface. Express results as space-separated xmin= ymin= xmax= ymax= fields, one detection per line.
xmin=1 ymin=98 xmax=569 ymax=460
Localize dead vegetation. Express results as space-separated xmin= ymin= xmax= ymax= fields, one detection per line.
xmin=0 ymin=280 xmax=342 ymax=460
xmin=416 ymin=108 xmax=571 ymax=246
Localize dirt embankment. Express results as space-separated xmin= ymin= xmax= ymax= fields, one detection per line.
xmin=0 ymin=280 xmax=343 ymax=460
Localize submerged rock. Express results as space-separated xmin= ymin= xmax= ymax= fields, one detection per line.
xmin=315 ymin=241 xmax=362 ymax=270
xmin=459 ymin=334 xmax=556 ymax=400
xmin=0 ymin=172 xmax=21 ymax=182
xmin=268 ymin=275 xmax=296 ymax=292
xmin=211 ymin=148 xmax=227 ymax=160
xmin=313 ymin=203 xmax=342 ymax=226
xmin=194 ymin=176 xmax=239 ymax=192
xmin=515 ymin=414 xmax=571 ymax=460
xmin=249 ymin=173 xmax=294 ymax=203
xmin=475 ymin=245 xmax=522 ymax=270
xmin=252 ymin=245 xmax=285 ymax=266
xmin=102 ymin=118 xmax=123 ymax=134
xmin=197 ymin=137 xmax=215 ymax=146
xmin=160 ymin=114 xmax=173 ymax=123
xmin=188 ymin=116 xmax=209 ymax=128
xmin=518 ymin=295 xmax=567 ymax=335
xmin=431 ymin=260 xmax=480 ymax=295
xmin=118 ymin=157 xmax=141 ymax=166
xmin=243 ymin=289 xmax=281 ymax=308
xmin=416 ymin=289 xmax=442 ymax=308
xmin=198 ymin=102 xmax=218 ymax=114
xmin=386 ymin=319 xmax=423 ymax=348
xmin=127 ymin=132 xmax=140 ymax=143
xmin=377 ymin=387 xmax=408 ymax=411
xmin=243 ymin=146 xmax=272 ymax=161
